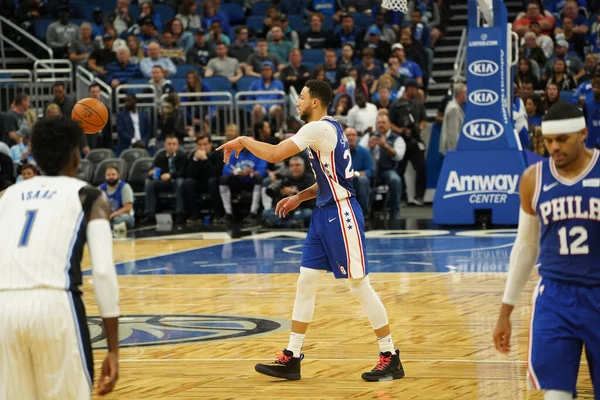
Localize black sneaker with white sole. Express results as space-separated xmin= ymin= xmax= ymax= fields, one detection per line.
xmin=361 ymin=350 xmax=405 ymax=382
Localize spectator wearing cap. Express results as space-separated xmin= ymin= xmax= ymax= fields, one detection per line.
xmin=207 ymin=20 xmax=231 ymax=47
xmin=522 ymin=31 xmax=548 ymax=68
xmin=399 ymin=29 xmax=429 ymax=82
xmin=186 ymin=29 xmax=214 ymax=73
xmin=45 ymin=6 xmax=80 ymax=58
xmin=554 ymin=0 xmax=589 ymax=36
xmin=362 ymin=26 xmax=392 ymax=64
xmin=106 ymin=46 xmax=141 ymax=88
xmin=116 ymin=94 xmax=152 ymax=152
xmin=391 ymin=43 xmax=424 ymax=87
xmin=248 ymin=62 xmax=285 ymax=129
xmin=268 ymin=26 xmax=294 ymax=65
xmin=347 ymin=88 xmax=378 ymax=135
xmin=357 ymin=48 xmax=383 ymax=90
xmin=542 ymin=39 xmax=584 ymax=82
xmin=513 ymin=0 xmax=555 ymax=37
xmin=301 ymin=12 xmax=333 ymax=50
xmin=176 ymin=0 xmax=201 ymax=32
xmin=68 ymin=23 xmax=99 ymax=68
xmin=88 ymin=33 xmax=117 ymax=77
xmin=266 ymin=14 xmax=300 ymax=49
xmin=229 ymin=26 xmax=254 ymax=64
xmin=205 ymin=42 xmax=243 ymax=83
xmin=104 ymin=0 xmax=134 ymax=35
xmin=245 ymin=39 xmax=280 ymax=77
xmin=136 ymin=16 xmax=159 ymax=50
xmin=140 ymin=42 xmax=178 ymax=78
xmin=529 ymin=21 xmax=554 ymax=59
xmin=556 ymin=17 xmax=586 ymax=59
xmin=334 ymin=13 xmax=363 ymax=49
xmin=280 ymin=49 xmax=311 ymax=93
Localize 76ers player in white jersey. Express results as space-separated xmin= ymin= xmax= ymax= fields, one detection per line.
xmin=493 ymin=103 xmax=600 ymax=400
xmin=218 ymin=80 xmax=403 ymax=382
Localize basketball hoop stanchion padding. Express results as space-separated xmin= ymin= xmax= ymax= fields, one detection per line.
xmin=433 ymin=0 xmax=527 ymax=225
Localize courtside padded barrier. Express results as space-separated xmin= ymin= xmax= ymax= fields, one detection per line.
xmin=433 ymin=0 xmax=526 ymax=225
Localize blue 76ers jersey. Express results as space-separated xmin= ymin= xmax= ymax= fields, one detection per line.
xmin=533 ymin=149 xmax=600 ymax=285
xmin=291 ymin=116 xmax=356 ymax=207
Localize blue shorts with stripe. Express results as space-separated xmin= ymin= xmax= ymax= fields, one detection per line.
xmin=528 ymin=277 xmax=600 ymax=394
xmin=301 ymin=197 xmax=368 ymax=279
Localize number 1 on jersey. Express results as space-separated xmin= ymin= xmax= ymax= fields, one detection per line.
xmin=19 ymin=209 xmax=38 ymax=247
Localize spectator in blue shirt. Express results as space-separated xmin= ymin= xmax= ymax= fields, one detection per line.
xmin=136 ymin=16 xmax=160 ymax=51
xmin=139 ymin=2 xmax=163 ymax=32
xmin=345 ymin=127 xmax=373 ymax=215
xmin=554 ymin=0 xmax=590 ymax=36
xmin=334 ymin=13 xmax=363 ymax=49
xmin=105 ymin=46 xmax=141 ymax=88
xmin=248 ymin=62 xmax=285 ymax=130
xmin=140 ymin=42 xmax=178 ymax=78
xmin=201 ymin=1 xmax=231 ymax=35
xmin=392 ymin=43 xmax=424 ymax=87
xmin=547 ymin=0 xmax=586 ymax=18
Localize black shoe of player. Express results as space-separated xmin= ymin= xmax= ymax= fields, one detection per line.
xmin=361 ymin=350 xmax=405 ymax=382
xmin=255 ymin=349 xmax=303 ymax=380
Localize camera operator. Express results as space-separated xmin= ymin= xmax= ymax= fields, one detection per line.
xmin=359 ymin=113 xmax=405 ymax=220
xmin=388 ymin=79 xmax=427 ymax=206
xmin=262 ymin=156 xmax=315 ymax=228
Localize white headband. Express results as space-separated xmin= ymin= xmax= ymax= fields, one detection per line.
xmin=541 ymin=117 xmax=586 ymax=135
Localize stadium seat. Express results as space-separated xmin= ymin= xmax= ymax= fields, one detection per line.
xmin=120 ymin=148 xmax=150 ymax=170
xmin=351 ymin=13 xmax=373 ymax=30
xmin=169 ymin=78 xmax=187 ymax=91
xmin=560 ymin=90 xmax=575 ymax=102
xmin=154 ymin=4 xmax=175 ymax=22
xmin=220 ymin=3 xmax=245 ymax=25
xmin=204 ymin=76 xmax=233 ymax=91
xmin=34 ymin=19 xmax=53 ymax=40
xmin=302 ymin=49 xmax=325 ymax=64
xmin=128 ymin=157 xmax=154 ymax=193
xmin=323 ymin=15 xmax=334 ymax=32
xmin=86 ymin=148 xmax=116 ymax=165
xmin=76 ymin=159 xmax=94 ymax=183
xmin=251 ymin=1 xmax=271 ymax=15
xmin=93 ymin=158 xmax=128 ymax=186
xmin=303 ymin=62 xmax=316 ymax=74
xmin=288 ymin=15 xmax=304 ymax=32
xmin=235 ymin=76 xmax=259 ymax=92
xmin=129 ymin=5 xmax=140 ymax=21
xmin=246 ymin=16 xmax=264 ymax=32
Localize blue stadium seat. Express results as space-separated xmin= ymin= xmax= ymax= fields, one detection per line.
xmin=246 ymin=16 xmax=264 ymax=32
xmin=323 ymin=14 xmax=334 ymax=32
xmin=129 ymin=6 xmax=141 ymax=21
xmin=170 ymin=78 xmax=187 ymax=91
xmin=288 ymin=14 xmax=303 ymax=32
xmin=560 ymin=90 xmax=575 ymax=102
xmin=220 ymin=3 xmax=245 ymax=25
xmin=351 ymin=13 xmax=373 ymax=30
xmin=251 ymin=1 xmax=271 ymax=15
xmin=34 ymin=19 xmax=53 ymax=39
xmin=175 ymin=64 xmax=200 ymax=78
xmin=154 ymin=4 xmax=175 ymax=22
xmin=236 ymin=76 xmax=259 ymax=91
xmin=302 ymin=49 xmax=325 ymax=64
xmin=204 ymin=76 xmax=233 ymax=91
xmin=303 ymin=62 xmax=316 ymax=74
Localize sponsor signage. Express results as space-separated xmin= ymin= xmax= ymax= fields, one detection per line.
xmin=462 ymin=119 xmax=504 ymax=141
xmin=468 ymin=89 xmax=499 ymax=106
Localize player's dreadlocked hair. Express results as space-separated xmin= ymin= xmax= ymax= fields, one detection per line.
xmin=305 ymin=79 xmax=333 ymax=107
xmin=31 ymin=117 xmax=82 ymax=176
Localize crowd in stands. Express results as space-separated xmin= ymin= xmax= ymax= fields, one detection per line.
xmin=0 ymin=0 xmax=456 ymax=230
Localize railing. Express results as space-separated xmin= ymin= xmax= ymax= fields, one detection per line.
xmin=115 ymin=84 xmax=159 ymax=140
xmin=0 ymin=70 xmax=34 ymax=109
xmin=32 ymin=59 xmax=73 ymax=112
xmin=0 ymin=16 xmax=53 ymax=68
xmin=75 ymin=65 xmax=113 ymax=112
xmin=452 ymin=28 xmax=467 ymax=85
xmin=234 ymin=90 xmax=288 ymax=135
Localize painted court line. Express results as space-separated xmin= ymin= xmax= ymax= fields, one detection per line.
xmin=93 ymin=358 xmax=534 ymax=364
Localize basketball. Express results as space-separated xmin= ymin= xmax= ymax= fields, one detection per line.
xmin=71 ymin=97 xmax=108 ymax=134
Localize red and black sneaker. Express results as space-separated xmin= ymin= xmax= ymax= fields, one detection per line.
xmin=255 ymin=349 xmax=303 ymax=380
xmin=361 ymin=350 xmax=405 ymax=382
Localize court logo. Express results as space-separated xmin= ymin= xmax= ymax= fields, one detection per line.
xmin=468 ymin=60 xmax=499 ymax=77
xmin=88 ymin=314 xmax=288 ymax=349
xmin=468 ymin=90 xmax=499 ymax=106
xmin=462 ymin=119 xmax=504 ymax=141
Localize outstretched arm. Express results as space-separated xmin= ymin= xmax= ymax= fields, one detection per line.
xmin=217 ymin=137 xmax=301 ymax=164
xmin=493 ymin=165 xmax=541 ymax=354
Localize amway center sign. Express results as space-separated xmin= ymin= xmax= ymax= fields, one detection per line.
xmin=442 ymin=171 xmax=519 ymax=204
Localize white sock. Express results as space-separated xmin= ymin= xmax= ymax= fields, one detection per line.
xmin=287 ymin=332 xmax=305 ymax=357
xmin=219 ymin=185 xmax=232 ymax=214
xmin=377 ymin=334 xmax=395 ymax=354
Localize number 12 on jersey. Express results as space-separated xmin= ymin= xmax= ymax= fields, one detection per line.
xmin=18 ymin=209 xmax=38 ymax=247
xmin=558 ymin=226 xmax=589 ymax=255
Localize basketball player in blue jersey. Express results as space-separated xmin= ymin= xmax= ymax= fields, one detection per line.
xmin=493 ymin=102 xmax=600 ymax=400
xmin=217 ymin=80 xmax=404 ymax=382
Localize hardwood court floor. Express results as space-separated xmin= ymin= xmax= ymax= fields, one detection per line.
xmin=82 ymin=237 xmax=593 ymax=400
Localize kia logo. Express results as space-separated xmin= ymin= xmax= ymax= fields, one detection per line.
xmin=462 ymin=119 xmax=504 ymax=141
xmin=468 ymin=89 xmax=499 ymax=106
xmin=468 ymin=60 xmax=499 ymax=77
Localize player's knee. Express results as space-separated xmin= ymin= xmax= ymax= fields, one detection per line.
xmin=346 ymin=276 xmax=370 ymax=295
xmin=297 ymin=267 xmax=325 ymax=293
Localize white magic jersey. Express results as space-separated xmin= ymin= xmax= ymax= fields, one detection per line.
xmin=0 ymin=176 xmax=89 ymax=291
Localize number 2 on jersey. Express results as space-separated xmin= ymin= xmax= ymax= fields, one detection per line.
xmin=18 ymin=209 xmax=38 ymax=247
xmin=558 ymin=226 xmax=589 ymax=255
xmin=343 ymin=149 xmax=354 ymax=179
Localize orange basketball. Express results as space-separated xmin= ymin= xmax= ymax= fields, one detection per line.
xmin=71 ymin=97 xmax=109 ymax=134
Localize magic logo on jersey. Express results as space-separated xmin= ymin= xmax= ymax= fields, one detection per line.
xmin=88 ymin=314 xmax=289 ymax=349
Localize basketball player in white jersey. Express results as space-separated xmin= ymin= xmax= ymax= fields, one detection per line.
xmin=0 ymin=117 xmax=120 ymax=398
xmin=218 ymin=80 xmax=403 ymax=382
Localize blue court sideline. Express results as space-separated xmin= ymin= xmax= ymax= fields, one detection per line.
xmin=87 ymin=231 xmax=516 ymax=276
